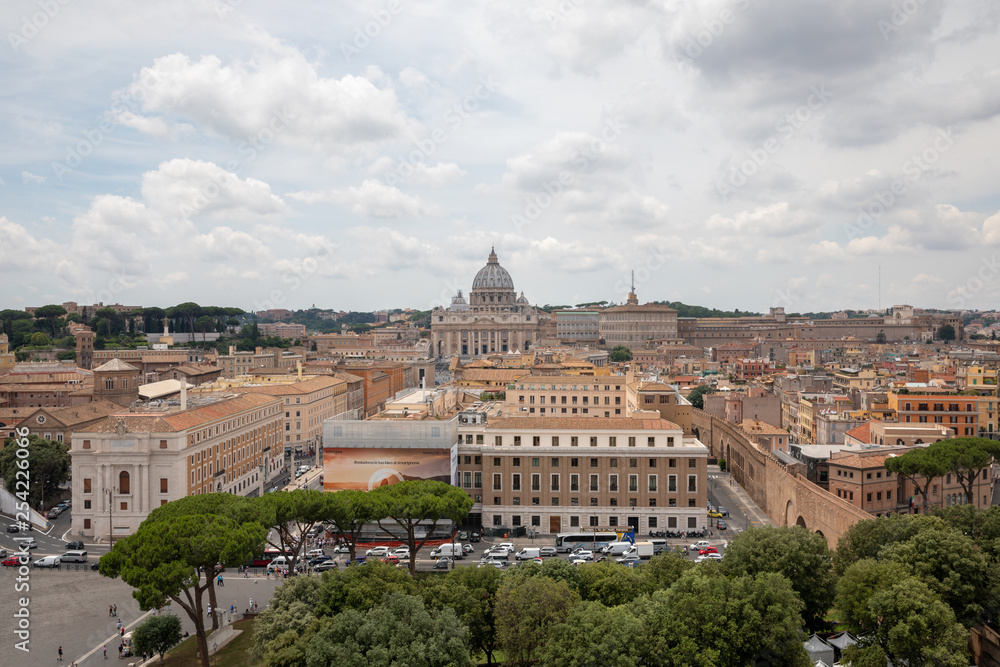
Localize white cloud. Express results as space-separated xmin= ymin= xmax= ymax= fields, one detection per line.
xmin=705 ymin=203 xmax=811 ymax=237
xmin=22 ymin=171 xmax=45 ymax=184
xmin=289 ymin=180 xmax=441 ymax=218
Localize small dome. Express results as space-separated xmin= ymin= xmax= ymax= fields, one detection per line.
xmin=449 ymin=290 xmax=469 ymax=311
xmin=516 ymin=291 xmax=528 ymax=305
xmin=472 ymin=248 xmax=515 ymax=290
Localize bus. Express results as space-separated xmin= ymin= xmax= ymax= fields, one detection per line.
xmin=554 ymin=532 xmax=621 ymax=553
xmin=250 ymin=547 xmax=295 ymax=568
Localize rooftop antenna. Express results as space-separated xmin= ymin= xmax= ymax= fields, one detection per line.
xmin=631 ymin=270 xmax=635 ymax=293
xmin=878 ymin=265 xmax=881 ymax=312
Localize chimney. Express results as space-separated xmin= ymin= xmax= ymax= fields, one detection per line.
xmin=297 ymin=360 xmax=302 ymax=380
xmin=180 ymin=382 xmax=187 ymax=411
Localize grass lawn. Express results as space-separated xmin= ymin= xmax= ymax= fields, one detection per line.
xmin=150 ymin=618 xmax=263 ymax=666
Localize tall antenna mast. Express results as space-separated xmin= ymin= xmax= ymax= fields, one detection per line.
xmin=878 ymin=265 xmax=881 ymax=312
xmin=631 ymin=270 xmax=635 ymax=293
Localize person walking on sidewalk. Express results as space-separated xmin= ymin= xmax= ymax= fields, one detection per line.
xmin=103 ymin=645 xmax=107 ymax=659
xmin=58 ymin=646 xmax=63 ymax=661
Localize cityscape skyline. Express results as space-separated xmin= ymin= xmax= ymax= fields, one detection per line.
xmin=2 ymin=1 xmax=1000 ymax=313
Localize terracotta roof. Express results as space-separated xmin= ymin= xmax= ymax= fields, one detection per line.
xmin=487 ymin=416 xmax=682 ymax=431
xmin=459 ymin=369 xmax=530 ymax=382
xmin=0 ymin=383 xmax=81 ymax=392
xmin=739 ymin=419 xmax=786 ymax=435
xmin=93 ymin=358 xmax=140 ymax=372
xmin=240 ymin=376 xmax=344 ymax=395
xmin=845 ymin=422 xmax=874 ymax=443
xmin=636 ymin=382 xmax=673 ymax=391
xmin=829 ymin=454 xmax=893 ymax=469
xmin=29 ymin=400 xmax=125 ymax=427
xmin=82 ymin=393 xmax=281 ymax=434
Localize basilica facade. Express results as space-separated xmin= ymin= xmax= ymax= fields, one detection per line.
xmin=431 ymin=249 xmax=547 ymax=358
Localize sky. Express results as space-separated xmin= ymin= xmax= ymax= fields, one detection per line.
xmin=2 ymin=0 xmax=1000 ymax=315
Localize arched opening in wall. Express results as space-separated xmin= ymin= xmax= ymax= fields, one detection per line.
xmin=437 ymin=340 xmax=443 ymax=357
xmin=784 ymin=499 xmax=796 ymax=527
xmin=692 ymin=426 xmax=700 ymax=441
xmin=795 ymin=516 xmax=808 ymax=530
xmin=814 ymin=529 xmax=825 ymax=539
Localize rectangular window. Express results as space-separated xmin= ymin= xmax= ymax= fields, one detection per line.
xmin=571 ymin=474 xmax=579 ymax=491
xmin=160 ymin=478 xmax=168 ymax=493
xmin=493 ymin=515 xmax=502 ymax=526
xmin=609 ymin=436 xmax=617 ymax=447
xmin=531 ymin=474 xmax=540 ymax=491
xmin=493 ymin=457 xmax=501 ymax=466
xmin=688 ymin=475 xmax=697 ymax=493
xmin=571 ymin=437 xmax=579 ymax=447
xmin=513 ymin=497 xmax=521 ymax=506
xmin=570 ymin=516 xmax=580 ymax=527
xmin=551 ymin=474 xmax=560 ymax=491
xmin=630 ymin=458 xmax=638 ymax=468
xmin=590 ymin=474 xmax=599 ymax=492
xmin=571 ymin=458 xmax=579 ymax=467
xmin=464 ymin=472 xmax=472 ymax=488
xmin=551 ymin=457 xmax=559 ymax=466
xmin=649 ymin=458 xmax=657 ymax=468
xmin=629 ymin=474 xmax=638 ymax=492
xmin=474 ymin=472 xmax=482 ymax=488
xmin=512 ymin=516 xmax=521 ymax=526
xmin=590 ymin=436 xmax=598 ymax=447
xmin=533 ymin=436 xmax=541 ymax=447
xmin=495 ymin=436 xmax=502 ymax=446
xmin=688 ymin=459 xmax=696 ymax=468
xmin=648 ymin=437 xmax=656 ymax=447
xmin=610 ymin=458 xmax=618 ymax=468
xmin=649 ymin=475 xmax=658 ymax=492
xmin=552 ymin=436 xmax=560 ymax=447
xmin=513 ymin=458 xmax=521 ymax=467
xmin=83 ymin=478 xmax=92 ymax=494
xmin=571 ymin=498 xmax=579 ymax=506
xmin=512 ymin=474 xmax=521 ymax=491
xmin=590 ymin=458 xmax=599 ymax=468
xmin=84 ymin=500 xmax=91 ymax=509
xmin=609 ymin=474 xmax=618 ymax=492
xmin=514 ymin=436 xmax=521 ymax=446
xmin=668 ymin=517 xmax=677 ymax=528
xmin=688 ymin=517 xmax=697 ymax=529
xmin=493 ymin=473 xmax=502 ymax=490
xmin=532 ymin=457 xmax=540 ymax=467
xmin=84 ymin=519 xmax=91 ymax=530
xmin=667 ymin=437 xmax=674 ymax=447
xmin=628 ymin=436 xmax=636 ymax=447
xmin=669 ymin=458 xmax=677 ymax=468
xmin=590 ymin=516 xmax=599 ymax=527
xmin=668 ymin=474 xmax=677 ymax=492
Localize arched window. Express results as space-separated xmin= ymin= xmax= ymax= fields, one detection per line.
xmin=119 ymin=470 xmax=130 ymax=494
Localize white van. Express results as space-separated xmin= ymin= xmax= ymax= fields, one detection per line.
xmin=515 ymin=547 xmax=540 ymax=561
xmin=33 ymin=555 xmax=60 ymax=568
xmin=603 ymin=542 xmax=634 ymax=557
xmin=429 ymin=544 xmax=464 ymax=559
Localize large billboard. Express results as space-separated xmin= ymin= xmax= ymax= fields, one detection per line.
xmin=323 ymin=446 xmax=458 ymax=491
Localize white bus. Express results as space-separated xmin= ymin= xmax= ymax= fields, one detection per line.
xmin=554 ymin=531 xmax=620 ymax=553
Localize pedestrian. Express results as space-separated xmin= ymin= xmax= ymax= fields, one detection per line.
xmin=58 ymin=646 xmax=63 ymax=661
xmin=244 ymin=569 xmax=249 ymax=578
xmin=217 ymin=573 xmax=223 ymax=586
xmin=208 ymin=604 xmax=213 ymax=617
xmin=118 ymin=645 xmax=122 ymax=659
xmin=116 ymin=619 xmax=122 ymax=630
xmin=103 ymin=645 xmax=107 ymax=659
xmin=120 ymin=627 xmax=124 ymax=637
xmin=109 ymin=604 xmax=113 ymax=617
xmin=113 ymin=604 xmax=117 ymax=617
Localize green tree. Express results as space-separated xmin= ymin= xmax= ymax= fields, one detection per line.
xmin=251 ymin=575 xmax=323 ymax=659
xmin=99 ymin=513 xmax=267 ymax=667
xmin=0 ymin=434 xmax=70 ymax=509
xmin=538 ymin=601 xmax=645 ymax=667
xmin=422 ymin=562 xmax=503 ymax=665
xmin=495 ymin=575 xmax=578 ymax=667
xmin=130 ymin=613 xmax=183 ymax=662
xmin=0 ymin=309 xmax=33 ymax=339
xmin=686 ymin=385 xmax=715 ymax=409
xmin=884 ymin=448 xmax=950 ymax=516
xmin=875 ymin=329 xmax=887 ymax=344
xmin=935 ymin=437 xmax=1000 ymax=504
xmin=254 ymin=490 xmax=330 ymax=575
xmin=938 ymin=324 xmax=956 ymax=341
xmin=932 ymin=504 xmax=1000 ymax=559
xmin=296 ymin=592 xmax=472 ymax=667
xmin=33 ymin=304 xmax=67 ymax=337
xmin=881 ymin=524 xmax=1000 ymax=625
xmin=636 ymin=567 xmax=810 ymax=666
xmin=833 ymin=513 xmax=929 ymax=575
xmin=372 ymin=480 xmax=473 ymax=575
xmin=643 ymin=551 xmax=694 ymax=591
xmin=721 ymin=525 xmax=835 ymax=632
xmin=194 ymin=315 xmax=215 ymax=342
xmin=837 ymin=564 xmax=969 ymax=666
xmin=170 ymin=302 xmax=202 ymax=334
xmin=314 ymin=559 xmax=417 ymax=619
xmin=609 ymin=345 xmax=632 ymax=363
xmin=321 ymin=489 xmax=385 ymax=563
xmin=28 ymin=332 xmax=50 ymax=346
xmin=575 ymin=560 xmax=653 ymax=607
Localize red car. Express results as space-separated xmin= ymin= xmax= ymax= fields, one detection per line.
xmin=698 ymin=547 xmax=719 ymax=556
xmin=381 ymin=555 xmax=400 ymax=565
xmin=2 ymin=555 xmax=25 ymax=567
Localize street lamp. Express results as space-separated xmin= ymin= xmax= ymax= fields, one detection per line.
xmin=103 ymin=487 xmax=117 ymax=547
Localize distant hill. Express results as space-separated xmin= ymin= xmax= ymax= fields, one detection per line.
xmin=655 ymin=302 xmax=758 ymax=319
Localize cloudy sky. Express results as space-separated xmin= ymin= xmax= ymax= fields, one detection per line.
xmin=2 ymin=0 xmax=999 ymax=314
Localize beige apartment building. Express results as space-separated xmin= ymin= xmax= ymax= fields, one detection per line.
xmin=239 ymin=376 xmax=348 ymax=454
xmin=455 ymin=414 xmax=708 ymax=535
xmin=70 ymin=393 xmax=283 ymax=541
xmin=505 ymin=375 xmax=628 ymax=417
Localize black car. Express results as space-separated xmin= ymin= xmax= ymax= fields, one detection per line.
xmin=90 ymin=562 xmax=101 ymax=570
xmin=66 ymin=541 xmax=85 ymax=550
xmin=469 ymin=532 xmax=481 ymax=543
xmin=6 ymin=525 xmax=18 ymax=533
xmin=308 ymin=555 xmax=332 ymax=566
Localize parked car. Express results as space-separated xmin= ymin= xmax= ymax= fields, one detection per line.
xmin=458 ymin=531 xmax=469 ymax=540
xmin=568 ymin=557 xmax=588 ymax=566
xmin=381 ymin=555 xmax=400 ymax=565
xmin=717 ymin=506 xmax=729 ymax=516
xmin=707 ymin=510 xmax=723 ymax=518
xmin=688 ymin=540 xmax=711 ymax=552
xmin=695 ymin=554 xmax=723 ymax=563
xmin=469 ymin=532 xmax=481 ymax=542
xmin=616 ymin=555 xmax=642 ymax=566
xmin=7 ymin=524 xmax=19 ymax=533
xmin=716 ymin=520 xmax=728 ymax=531
xmin=314 ymin=561 xmax=338 ymax=572
xmin=33 ymin=555 xmax=61 ymax=568
xmin=462 ymin=544 xmax=474 ymax=554
xmin=433 ymin=557 xmax=453 ymax=570
xmin=2 ymin=556 xmax=24 ymax=567
xmin=698 ymin=546 xmax=719 ymax=556
xmin=366 ymin=546 xmax=390 ymax=558
xmin=332 ymin=545 xmax=351 ymax=554
xmin=65 ymin=541 xmax=85 ymax=550
xmin=392 ymin=547 xmax=410 ymax=559
xmin=308 ymin=555 xmax=332 ymax=566
xmin=538 ymin=547 xmax=558 ymax=558
xmin=90 ymin=562 xmax=102 ymax=571
xmin=22 ymin=539 xmax=37 ymax=549
xmin=496 ymin=543 xmax=515 ymax=553
xmin=571 ymin=550 xmax=594 ymax=561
